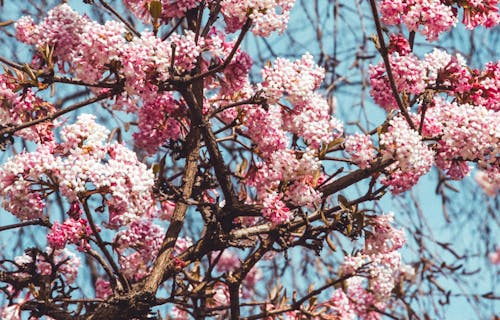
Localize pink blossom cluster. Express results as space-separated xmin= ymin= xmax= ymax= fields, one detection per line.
xmin=115 ymin=219 xmax=165 ymax=281
xmin=369 ymin=53 xmax=426 ymax=111
xmin=220 ymin=0 xmax=296 ymax=36
xmin=344 ymin=133 xmax=376 ymax=169
xmin=428 ymin=100 xmax=499 ymax=180
xmin=379 ymin=0 xmax=500 ymax=41
xmin=15 ymin=4 xmax=89 ymax=63
xmin=245 ymin=149 xmax=323 ymax=223
xmin=379 ymin=0 xmax=457 ymax=41
xmin=0 ymin=74 xmax=55 ymax=142
xmin=95 ymin=278 xmax=113 ymax=300
xmin=422 ymin=50 xmax=500 ymax=112
xmin=15 ymin=5 xmax=203 ymax=91
xmin=241 ymin=54 xmax=342 ymax=221
xmin=0 ymin=114 xmax=157 ymax=227
xmin=261 ymin=53 xmax=325 ymax=105
xmin=371 ymin=47 xmax=500 ymax=113
xmin=474 ymin=170 xmax=500 ymax=196
xmin=123 ymin=0 xmax=201 ymax=23
xmin=244 ymin=57 xmax=340 ymax=218
xmin=460 ymin=0 xmax=500 ymax=29
xmin=324 ymin=213 xmax=412 ymax=319
xmin=380 ymin=116 xmax=434 ymax=193
xmin=133 ymin=92 xmax=187 ymax=154
xmin=47 ymin=218 xmax=93 ymax=252
xmin=261 ymin=192 xmax=292 ymax=225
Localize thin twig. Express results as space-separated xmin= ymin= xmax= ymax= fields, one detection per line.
xmin=368 ymin=0 xmax=416 ymax=130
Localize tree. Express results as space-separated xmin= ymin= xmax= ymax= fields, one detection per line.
xmin=0 ymin=0 xmax=498 ymax=319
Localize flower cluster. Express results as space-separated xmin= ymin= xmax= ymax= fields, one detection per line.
xmin=123 ymin=0 xmax=201 ymax=23
xmin=379 ymin=0 xmax=500 ymax=41
xmin=115 ymin=219 xmax=165 ymax=281
xmin=324 ymin=213 xmax=412 ymax=319
xmin=344 ymin=133 xmax=376 ymax=169
xmin=261 ymin=192 xmax=292 ymax=225
xmin=220 ymin=0 xmax=296 ymax=36
xmin=379 ymin=0 xmax=457 ymax=41
xmin=47 ymin=218 xmax=93 ymax=252
xmin=380 ymin=116 xmax=434 ymax=193
xmin=429 ymin=100 xmax=499 ymax=180
xmin=0 ymin=114 xmax=157 ymax=227
xmin=369 ymin=53 xmax=426 ymax=111
xmin=133 ymin=92 xmax=187 ymax=154
xmin=0 ymin=74 xmax=56 ymax=142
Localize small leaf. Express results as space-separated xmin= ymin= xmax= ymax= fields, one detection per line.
xmin=338 ymin=194 xmax=350 ymax=210
xmin=149 ymin=1 xmax=162 ymax=20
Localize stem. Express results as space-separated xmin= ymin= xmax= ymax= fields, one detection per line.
xmin=98 ymin=0 xmax=141 ymax=38
xmin=82 ymin=199 xmax=130 ymax=292
xmin=368 ymin=0 xmax=416 ymax=130
xmin=0 ymin=92 xmax=114 ymax=137
xmin=0 ymin=218 xmax=51 ymax=232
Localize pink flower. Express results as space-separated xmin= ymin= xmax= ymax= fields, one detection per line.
xmin=380 ymin=0 xmax=457 ymax=41
xmin=489 ymin=246 xmax=500 ymax=264
xmin=220 ymin=0 xmax=295 ymax=36
xmin=261 ymin=192 xmax=292 ymax=225
xmin=380 ymin=116 xmax=434 ymax=193
xmin=369 ymin=53 xmax=426 ymax=111
xmin=95 ymin=278 xmax=112 ymax=299
xmin=47 ymin=218 xmax=93 ymax=252
xmin=344 ymin=133 xmax=376 ymax=169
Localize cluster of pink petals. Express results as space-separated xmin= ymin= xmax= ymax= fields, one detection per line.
xmin=262 ymin=53 xmax=325 ymax=105
xmin=15 ymin=4 xmax=89 ymax=63
xmin=261 ymin=192 xmax=292 ymax=225
xmin=245 ymin=104 xmax=289 ymax=157
xmin=133 ymin=92 xmax=186 ymax=154
xmin=429 ymin=100 xmax=499 ymax=179
xmin=461 ymin=0 xmax=500 ymax=29
xmin=369 ymin=53 xmax=426 ymax=111
xmin=220 ymin=0 xmax=295 ymax=36
xmin=47 ymin=218 xmax=93 ymax=252
xmin=380 ymin=116 xmax=434 ymax=193
xmin=387 ymin=33 xmax=411 ymax=55
xmin=95 ymin=278 xmax=113 ymax=299
xmin=0 ymin=114 xmax=157 ymax=227
xmin=344 ymin=133 xmax=376 ymax=169
xmin=115 ymin=219 xmax=164 ymax=281
xmin=379 ymin=0 xmax=499 ymax=41
xmin=15 ymin=5 xmax=203 ymax=91
xmin=0 ymin=75 xmax=55 ymax=142
xmin=123 ymin=0 xmax=200 ymax=23
xmin=325 ymin=213 xmax=412 ymax=319
xmin=246 ymin=149 xmax=323 ymax=214
xmin=380 ymin=0 xmax=457 ymax=41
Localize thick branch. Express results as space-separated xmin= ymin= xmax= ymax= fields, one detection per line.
xmin=143 ymin=104 xmax=202 ymax=294
xmin=318 ymin=157 xmax=394 ymax=197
